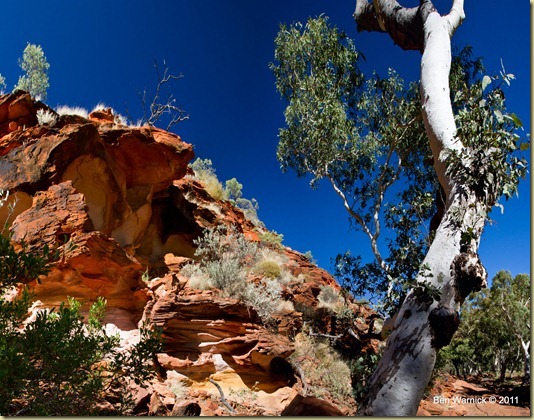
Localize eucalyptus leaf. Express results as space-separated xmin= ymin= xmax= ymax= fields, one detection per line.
xmin=481 ymin=75 xmax=492 ymax=92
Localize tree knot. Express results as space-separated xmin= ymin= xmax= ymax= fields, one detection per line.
xmin=451 ymin=251 xmax=487 ymax=302
xmin=428 ymin=305 xmax=460 ymax=349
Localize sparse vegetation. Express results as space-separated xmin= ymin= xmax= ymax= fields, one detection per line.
xmin=55 ymin=105 xmax=90 ymax=119
xmin=36 ymin=109 xmax=57 ymax=126
xmin=253 ymin=259 xmax=282 ymax=279
xmin=317 ymin=284 xmax=344 ymax=313
xmin=182 ymin=225 xmax=294 ymax=323
xmin=188 ymin=158 xmax=264 ymax=227
xmin=290 ymin=331 xmax=353 ymax=401
xmin=258 ymin=230 xmax=284 ymax=249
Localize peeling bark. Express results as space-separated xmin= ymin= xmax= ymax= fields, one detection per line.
xmin=354 ymin=1 xmax=490 ymax=416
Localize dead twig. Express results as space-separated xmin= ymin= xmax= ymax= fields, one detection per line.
xmin=209 ymin=378 xmax=236 ymax=414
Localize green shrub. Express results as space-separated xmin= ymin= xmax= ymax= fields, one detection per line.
xmin=190 ymin=226 xmax=290 ymax=322
xmin=0 ymin=294 xmax=161 ymax=415
xmin=0 ymin=198 xmax=161 ymax=415
xmin=290 ymin=332 xmax=353 ymax=401
xmin=253 ymin=259 xmax=282 ymax=279
xmin=259 ymin=230 xmax=284 ymax=249
xmin=348 ymin=351 xmax=381 ymax=402
xmin=317 ymin=285 xmax=344 ymax=313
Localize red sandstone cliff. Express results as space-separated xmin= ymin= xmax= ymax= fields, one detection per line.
xmin=0 ymin=91 xmax=381 ymax=415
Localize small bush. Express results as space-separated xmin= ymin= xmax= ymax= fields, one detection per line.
xmin=36 ymin=109 xmax=57 ymax=126
xmin=303 ymin=250 xmax=317 ymax=264
xmin=203 ymin=174 xmax=226 ymax=200
xmin=193 ymin=225 xmax=258 ymax=295
xmin=0 ymin=214 xmax=161 ymax=415
xmin=276 ymin=299 xmax=295 ymax=312
xmin=290 ymin=332 xmax=353 ymax=401
xmin=349 ymin=351 xmax=381 ymax=402
xmin=190 ymin=226 xmax=292 ymax=323
xmin=0 ymin=74 xmax=6 ymax=94
xmin=181 ymin=264 xmax=212 ymax=290
xmin=317 ymin=285 xmax=344 ymax=313
xmin=259 ymin=230 xmax=284 ymax=249
xmin=253 ymin=259 xmax=282 ymax=279
xmin=243 ymin=279 xmax=283 ymax=321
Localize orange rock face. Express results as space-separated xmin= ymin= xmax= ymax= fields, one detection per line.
xmin=0 ymin=92 xmax=378 ymax=415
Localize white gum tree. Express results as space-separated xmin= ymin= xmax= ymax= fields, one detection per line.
xmin=272 ymin=0 xmax=527 ymax=415
xmin=354 ymin=0 xmax=525 ymax=415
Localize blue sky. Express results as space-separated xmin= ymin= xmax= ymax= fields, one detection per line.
xmin=0 ymin=1 xmax=530 ymax=285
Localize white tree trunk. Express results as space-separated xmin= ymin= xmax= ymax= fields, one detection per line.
xmin=355 ymin=1 xmax=488 ymax=415
xmin=521 ymin=338 xmax=530 ymax=383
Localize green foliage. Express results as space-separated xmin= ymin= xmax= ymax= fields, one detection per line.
xmin=349 ymin=351 xmax=381 ymax=402
xmin=272 ymin=17 xmax=528 ymax=317
xmin=0 ymin=199 xmax=161 ymax=415
xmin=445 ymin=47 xmax=529 ymax=214
xmin=439 ymin=271 xmax=530 ymax=381
xmin=224 ymin=177 xmax=243 ymax=202
xmin=1 ymin=297 xmax=161 ymax=415
xmin=189 ymin=158 xmax=264 ymax=227
xmin=14 ymin=43 xmax=50 ymax=101
xmin=303 ymin=250 xmax=316 ymax=264
xmin=259 ymin=230 xmax=284 ymax=249
xmin=253 ymin=259 xmax=282 ymax=279
xmin=189 ymin=226 xmax=290 ymax=323
xmin=0 ymin=233 xmax=51 ymax=289
xmin=0 ymin=74 xmax=5 ymax=93
xmin=271 ymin=16 xmax=437 ymax=315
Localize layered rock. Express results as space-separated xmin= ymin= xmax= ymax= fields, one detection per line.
xmin=0 ymin=92 xmax=380 ymax=415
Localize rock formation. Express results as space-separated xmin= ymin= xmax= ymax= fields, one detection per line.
xmin=0 ymin=91 xmax=381 ymax=415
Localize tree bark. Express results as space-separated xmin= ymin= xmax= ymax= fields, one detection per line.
xmin=520 ymin=339 xmax=530 ymax=384
xmin=354 ymin=1 xmax=488 ymax=416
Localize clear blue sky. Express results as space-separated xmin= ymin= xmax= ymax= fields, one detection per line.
xmin=0 ymin=1 xmax=530 ymax=285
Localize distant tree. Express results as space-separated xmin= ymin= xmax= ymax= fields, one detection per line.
xmin=271 ymin=1 xmax=528 ymax=414
xmin=225 ymin=178 xmax=243 ymax=203
xmin=0 ymin=74 xmax=6 ymax=94
xmin=441 ymin=271 xmax=530 ymax=383
xmin=14 ymin=43 xmax=50 ymax=101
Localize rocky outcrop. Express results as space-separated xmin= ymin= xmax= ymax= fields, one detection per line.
xmin=0 ymin=92 xmax=380 ymax=415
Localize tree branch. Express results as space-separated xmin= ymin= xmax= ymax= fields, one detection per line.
xmin=138 ymin=59 xmax=189 ymax=131
xmin=354 ymin=0 xmax=427 ymax=51
xmin=326 ymin=173 xmax=390 ymax=273
xmin=209 ymin=379 xmax=236 ymax=414
xmin=445 ymin=0 xmax=465 ymax=36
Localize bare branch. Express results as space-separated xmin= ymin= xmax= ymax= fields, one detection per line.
xmin=138 ymin=59 xmax=189 ymax=131
xmin=209 ymin=379 xmax=236 ymax=413
xmin=326 ymin=173 xmax=390 ymax=274
xmin=445 ymin=0 xmax=465 ymax=36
